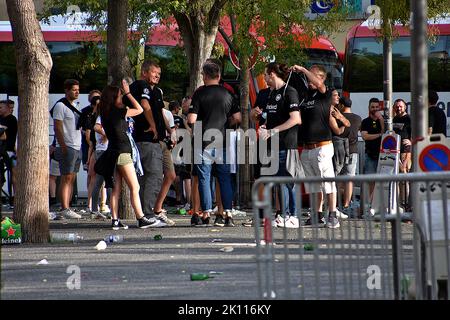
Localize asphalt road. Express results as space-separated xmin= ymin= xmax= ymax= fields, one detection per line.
xmin=1 ymin=207 xmax=415 ymax=301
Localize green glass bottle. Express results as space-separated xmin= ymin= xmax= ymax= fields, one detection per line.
xmin=190 ymin=273 xmax=212 ymax=281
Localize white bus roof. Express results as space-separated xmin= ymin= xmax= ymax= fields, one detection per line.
xmin=359 ymin=16 xmax=450 ymax=28
xmin=0 ymin=12 xmax=159 ymax=32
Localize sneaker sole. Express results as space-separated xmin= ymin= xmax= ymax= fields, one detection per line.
xmin=138 ymin=224 xmax=153 ymax=229
xmin=112 ymin=226 xmax=129 ymax=230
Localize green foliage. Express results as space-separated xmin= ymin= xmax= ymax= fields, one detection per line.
xmin=373 ymin=0 xmax=450 ymax=40
xmin=41 ymin=0 xmax=162 ymax=76
xmin=224 ymin=0 xmax=347 ymax=73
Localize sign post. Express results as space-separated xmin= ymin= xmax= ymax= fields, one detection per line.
xmin=371 ymin=132 xmax=401 ymax=215
xmin=415 ymin=134 xmax=450 ymax=298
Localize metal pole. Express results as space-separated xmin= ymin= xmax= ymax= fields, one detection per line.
xmin=383 ymin=35 xmax=393 ymax=133
xmin=411 ymin=0 xmax=429 ymax=168
xmin=411 ymin=0 xmax=429 ymax=300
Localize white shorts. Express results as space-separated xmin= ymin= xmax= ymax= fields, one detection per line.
xmin=301 ymin=143 xmax=336 ymax=194
xmin=50 ymin=158 xmax=60 ymax=177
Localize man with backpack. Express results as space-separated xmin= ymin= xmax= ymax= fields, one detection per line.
xmin=51 ymin=79 xmax=83 ymax=219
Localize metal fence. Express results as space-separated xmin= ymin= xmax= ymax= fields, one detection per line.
xmin=252 ymin=172 xmax=450 ymax=300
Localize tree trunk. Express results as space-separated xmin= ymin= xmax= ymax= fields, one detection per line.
xmin=107 ymin=0 xmax=132 ymax=86
xmin=6 ymin=0 xmax=53 ymax=243
xmin=238 ymin=59 xmax=252 ymax=208
xmin=174 ymin=1 xmax=226 ymax=95
xmin=107 ymin=0 xmax=133 ymax=219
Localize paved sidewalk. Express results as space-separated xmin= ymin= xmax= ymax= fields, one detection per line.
xmin=2 ymin=207 xmax=262 ymax=300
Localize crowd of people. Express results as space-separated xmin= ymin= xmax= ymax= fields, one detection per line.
xmin=43 ymin=58 xmax=446 ymax=230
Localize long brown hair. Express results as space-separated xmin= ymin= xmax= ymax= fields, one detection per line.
xmin=99 ymin=85 xmax=121 ymax=119
xmin=265 ymin=62 xmax=289 ymax=81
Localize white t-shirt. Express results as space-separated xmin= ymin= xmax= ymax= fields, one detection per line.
xmin=95 ymin=116 xmax=108 ymax=152
xmin=162 ymin=108 xmax=175 ymax=136
xmin=52 ymin=101 xmax=82 ymax=150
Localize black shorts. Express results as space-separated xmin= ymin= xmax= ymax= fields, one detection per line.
xmin=175 ymin=164 xmax=192 ymax=180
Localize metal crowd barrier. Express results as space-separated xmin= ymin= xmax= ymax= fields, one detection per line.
xmin=252 ymin=172 xmax=450 ymax=300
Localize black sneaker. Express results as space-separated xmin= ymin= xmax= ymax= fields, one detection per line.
xmin=214 ymin=215 xmax=225 ymax=227
xmin=138 ymin=216 xmax=159 ymax=229
xmin=224 ymin=217 xmax=235 ymax=227
xmin=303 ymin=216 xmax=326 ymax=227
xmin=112 ymin=219 xmax=129 ymax=230
xmin=191 ymin=214 xmax=202 ymax=226
xmin=201 ymin=216 xmax=210 ymax=226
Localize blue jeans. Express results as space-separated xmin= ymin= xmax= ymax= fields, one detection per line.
xmin=194 ymin=148 xmax=233 ymax=211
xmin=276 ymin=150 xmax=296 ymax=216
xmin=364 ymin=153 xmax=378 ymax=174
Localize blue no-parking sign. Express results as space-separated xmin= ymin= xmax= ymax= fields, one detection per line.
xmin=419 ymin=144 xmax=450 ymax=172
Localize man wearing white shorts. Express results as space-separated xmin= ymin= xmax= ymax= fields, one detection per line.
xmin=291 ymin=64 xmax=342 ymax=228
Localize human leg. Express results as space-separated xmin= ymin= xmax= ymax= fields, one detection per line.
xmin=137 ymin=142 xmax=163 ymax=217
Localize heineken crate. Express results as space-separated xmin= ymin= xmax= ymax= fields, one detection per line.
xmin=1 ymin=217 xmax=22 ymax=244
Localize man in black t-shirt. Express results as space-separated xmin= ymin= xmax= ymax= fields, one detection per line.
xmin=291 ymin=64 xmax=343 ymax=229
xmin=257 ymin=62 xmax=301 ymax=229
xmin=393 ymin=98 xmax=412 ymax=209
xmin=428 ymin=90 xmax=447 ymax=136
xmin=188 ymin=62 xmax=241 ymax=227
xmin=125 ymin=60 xmax=174 ymax=227
xmin=0 ymin=99 xmax=17 ymax=206
xmin=336 ymin=97 xmax=361 ymax=215
xmin=361 ymin=97 xmax=384 ymax=201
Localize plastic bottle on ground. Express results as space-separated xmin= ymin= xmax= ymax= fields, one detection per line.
xmin=104 ymin=235 xmax=124 ymax=243
xmin=50 ymin=232 xmax=83 ymax=243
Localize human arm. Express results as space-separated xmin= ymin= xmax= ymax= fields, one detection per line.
xmin=329 ymin=107 xmax=349 ymax=135
xmin=187 ymin=113 xmax=197 ymax=125
xmin=250 ymin=107 xmax=263 ymax=123
xmin=53 ymin=119 xmax=67 ymax=154
xmin=259 ymin=111 xmax=301 ymax=140
xmin=361 ymin=130 xmax=383 ymax=141
xmin=94 ymin=121 xmax=108 ymax=145
xmin=290 ymin=64 xmax=326 ymax=94
xmin=121 ymin=80 xmax=143 ymax=118
xmin=228 ymin=112 xmax=241 ymax=127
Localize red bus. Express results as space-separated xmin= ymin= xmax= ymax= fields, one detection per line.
xmin=0 ymin=14 xmax=343 ymax=195
xmin=343 ymin=17 xmax=450 ymax=132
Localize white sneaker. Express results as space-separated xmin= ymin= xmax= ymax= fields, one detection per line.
xmin=100 ymin=204 xmax=111 ymax=214
xmin=61 ymin=208 xmax=82 ymax=219
xmin=326 ymin=216 xmax=340 ymax=229
xmin=283 ymin=216 xmax=300 ymax=229
xmin=272 ymin=215 xmax=285 ymax=227
xmin=231 ymin=208 xmax=247 ymax=217
xmin=92 ymin=211 xmax=108 ymax=220
xmin=183 ymin=203 xmax=191 ymax=211
xmin=335 ymin=208 xmax=348 ymax=220
xmin=154 ymin=212 xmax=174 ymax=226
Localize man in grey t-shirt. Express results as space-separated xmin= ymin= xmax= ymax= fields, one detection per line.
xmin=52 ymin=79 xmax=82 ymax=219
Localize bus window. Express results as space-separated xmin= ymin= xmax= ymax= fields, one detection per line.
xmin=345 ymin=35 xmax=450 ymax=93
xmin=48 ymin=41 xmax=107 ymax=93
xmin=305 ymin=48 xmax=343 ymax=90
xmin=0 ymin=41 xmax=108 ymax=94
xmin=0 ymin=43 xmax=17 ymax=95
